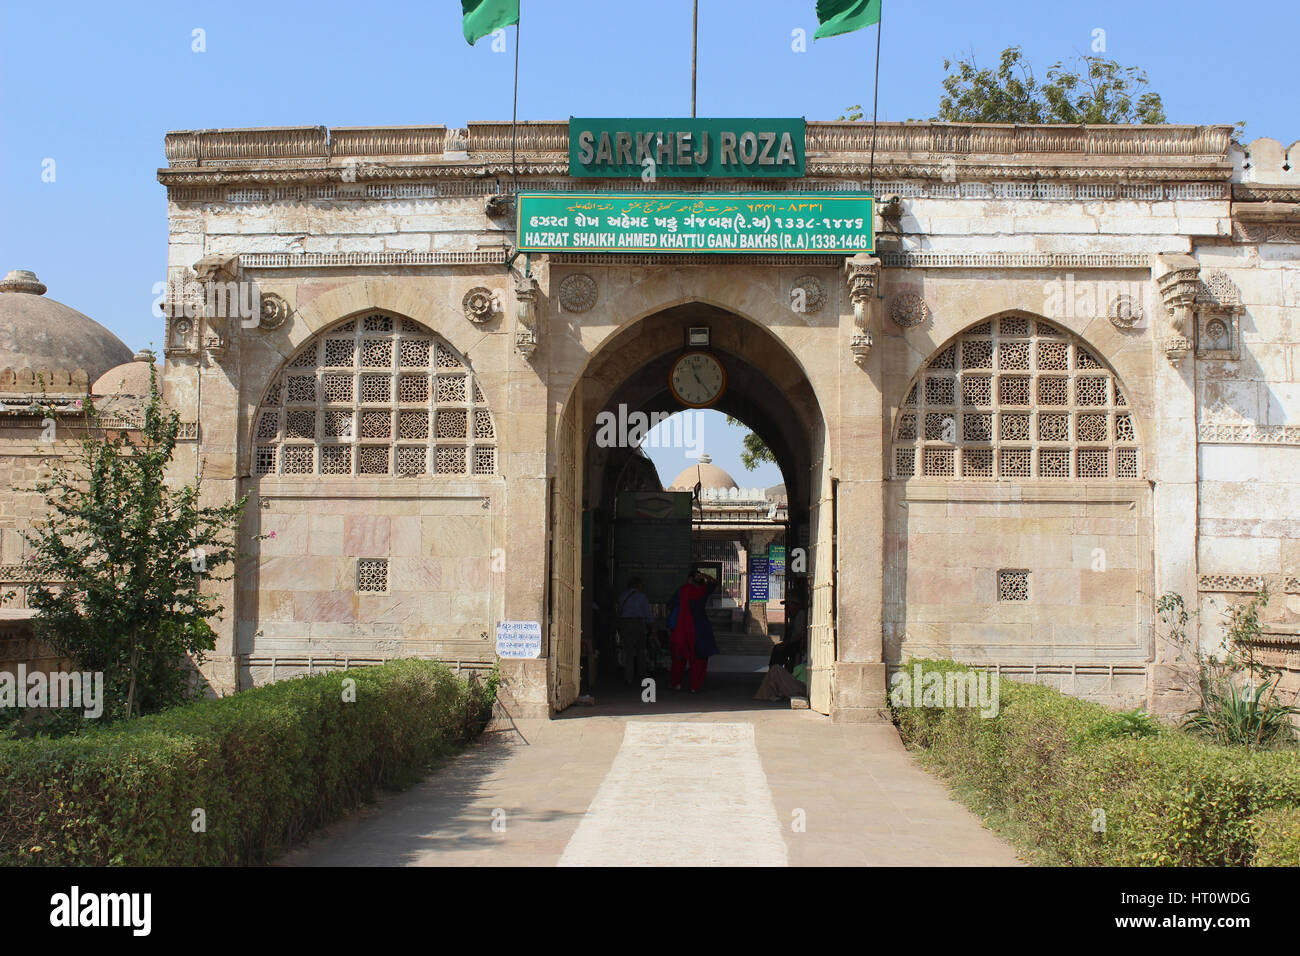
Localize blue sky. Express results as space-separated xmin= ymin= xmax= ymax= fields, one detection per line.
xmin=1 ymin=0 xmax=1294 ymax=488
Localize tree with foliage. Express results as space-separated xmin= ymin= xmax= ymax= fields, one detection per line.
xmin=936 ymin=46 xmax=1167 ymax=124
xmin=24 ymin=369 xmax=247 ymax=720
xmin=725 ymin=415 xmax=777 ymax=471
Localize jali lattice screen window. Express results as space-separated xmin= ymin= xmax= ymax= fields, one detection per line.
xmin=892 ymin=315 xmax=1140 ymax=480
xmin=253 ymin=313 xmax=496 ymax=477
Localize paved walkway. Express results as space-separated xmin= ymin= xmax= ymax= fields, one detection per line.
xmin=280 ymin=682 xmax=1022 ymax=867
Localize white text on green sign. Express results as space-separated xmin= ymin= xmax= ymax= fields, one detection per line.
xmin=517 ymin=193 xmax=874 ymax=255
xmin=570 ymin=118 xmax=805 ymax=178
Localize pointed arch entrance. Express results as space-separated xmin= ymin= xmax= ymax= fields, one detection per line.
xmin=547 ymin=303 xmax=834 ymax=713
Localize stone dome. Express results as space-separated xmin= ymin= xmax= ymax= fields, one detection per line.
xmin=92 ymin=350 xmax=161 ymax=399
xmin=0 ymin=270 xmax=134 ymax=382
xmin=669 ymin=453 xmax=739 ymax=491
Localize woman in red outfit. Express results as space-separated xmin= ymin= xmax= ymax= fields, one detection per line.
xmin=668 ymin=571 xmax=717 ymax=692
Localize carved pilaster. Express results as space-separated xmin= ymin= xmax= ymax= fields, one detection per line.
xmin=1154 ymin=254 xmax=1199 ymax=363
xmin=514 ymin=274 xmax=540 ymax=360
xmin=845 ymin=253 xmax=881 ymax=367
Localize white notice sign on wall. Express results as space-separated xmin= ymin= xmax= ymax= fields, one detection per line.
xmin=496 ymin=620 xmax=542 ymax=659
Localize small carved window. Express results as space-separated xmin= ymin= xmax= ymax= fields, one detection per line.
xmin=998 ymin=569 xmax=1030 ymax=602
xmin=892 ymin=315 xmax=1141 ymax=480
xmin=253 ymin=311 xmax=497 ymax=478
xmin=357 ymin=558 xmax=389 ymax=593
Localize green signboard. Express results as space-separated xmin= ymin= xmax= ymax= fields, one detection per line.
xmin=517 ymin=192 xmax=874 ymax=255
xmin=614 ymin=491 xmax=693 ymax=605
xmin=570 ymin=118 xmax=805 ymax=178
xmin=769 ymin=544 xmax=786 ymax=574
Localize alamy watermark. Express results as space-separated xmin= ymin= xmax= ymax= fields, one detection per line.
xmin=1041 ymin=273 xmax=1154 ymax=326
xmin=0 ymin=666 xmax=104 ymax=718
xmin=593 ymin=405 xmax=705 ymax=458
xmin=889 ymin=663 xmax=1000 ymax=718
xmin=151 ymin=276 xmax=268 ymax=328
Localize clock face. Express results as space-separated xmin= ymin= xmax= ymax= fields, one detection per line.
xmin=670 ymin=351 xmax=726 ymax=408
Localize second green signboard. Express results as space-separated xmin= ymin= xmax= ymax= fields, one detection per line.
xmin=517 ymin=192 xmax=874 ymax=255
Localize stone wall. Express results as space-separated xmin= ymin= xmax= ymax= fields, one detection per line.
xmin=884 ymin=483 xmax=1151 ymax=707
xmin=236 ymin=480 xmax=500 ymax=686
xmin=153 ymin=120 xmax=1300 ymax=716
xmin=1190 ymin=239 xmax=1300 ymax=650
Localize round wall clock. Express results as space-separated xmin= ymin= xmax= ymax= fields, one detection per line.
xmin=669 ymin=351 xmax=726 ymax=408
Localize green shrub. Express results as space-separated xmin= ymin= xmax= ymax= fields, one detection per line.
xmin=0 ymin=660 xmax=495 ymax=866
xmin=1250 ymin=807 xmax=1300 ymax=866
xmin=1183 ymin=678 xmax=1298 ymax=750
xmin=1081 ymin=708 xmax=1162 ymax=743
xmin=890 ymin=659 xmax=1300 ymax=866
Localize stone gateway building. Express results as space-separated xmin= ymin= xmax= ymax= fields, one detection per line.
xmin=9 ymin=120 xmax=1299 ymax=720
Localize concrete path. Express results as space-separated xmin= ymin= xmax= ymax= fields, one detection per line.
xmin=280 ymin=683 xmax=1023 ymax=867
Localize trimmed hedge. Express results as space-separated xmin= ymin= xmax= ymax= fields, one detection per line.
xmin=891 ymin=659 xmax=1300 ymax=866
xmin=1250 ymin=808 xmax=1300 ymax=866
xmin=0 ymin=660 xmax=494 ymax=865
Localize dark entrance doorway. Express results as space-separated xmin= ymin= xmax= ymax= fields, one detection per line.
xmin=548 ymin=302 xmax=831 ymax=713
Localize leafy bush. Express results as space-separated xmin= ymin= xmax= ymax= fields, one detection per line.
xmin=891 ymin=659 xmax=1300 ymax=866
xmin=1081 ymin=708 xmax=1162 ymax=742
xmin=0 ymin=660 xmax=494 ymax=865
xmin=1250 ymin=807 xmax=1300 ymax=866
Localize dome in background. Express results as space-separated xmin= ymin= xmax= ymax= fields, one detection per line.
xmin=668 ymin=453 xmax=739 ymax=492
xmin=0 ymin=269 xmax=133 ymax=383
xmin=92 ymin=350 xmax=160 ymax=399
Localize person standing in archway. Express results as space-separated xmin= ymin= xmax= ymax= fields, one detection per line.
xmin=669 ymin=570 xmax=718 ymax=693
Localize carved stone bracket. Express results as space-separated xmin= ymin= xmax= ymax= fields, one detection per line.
xmin=191 ymin=254 xmax=243 ymax=356
xmin=1154 ymin=254 xmax=1199 ymax=364
xmin=845 ymin=254 xmax=880 ymax=366
xmin=514 ymin=275 xmax=540 ymax=360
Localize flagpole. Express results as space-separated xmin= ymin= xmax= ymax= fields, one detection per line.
xmin=691 ymin=0 xmax=698 ymax=118
xmin=868 ymin=7 xmax=881 ymax=197
xmin=511 ymin=7 xmax=521 ymax=199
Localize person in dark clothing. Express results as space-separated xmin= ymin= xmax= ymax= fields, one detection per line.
xmin=769 ymin=590 xmax=807 ymax=671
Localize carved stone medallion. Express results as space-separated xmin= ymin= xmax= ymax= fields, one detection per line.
xmin=790 ymin=275 xmax=825 ymax=314
xmin=462 ymin=286 xmax=497 ymax=324
xmin=558 ymin=273 xmax=598 ymax=313
xmin=1109 ymin=293 xmax=1144 ymax=330
xmin=891 ymin=292 xmax=929 ymax=328
xmin=257 ymin=292 xmax=290 ymax=331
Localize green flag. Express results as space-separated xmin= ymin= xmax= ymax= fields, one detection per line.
xmin=814 ymin=0 xmax=881 ymax=39
xmin=462 ymin=0 xmax=519 ymax=45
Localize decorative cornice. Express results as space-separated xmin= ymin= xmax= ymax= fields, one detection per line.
xmin=1197 ymin=573 xmax=1266 ymax=593
xmin=1198 ymin=422 xmax=1300 ymax=445
xmin=163 ymin=178 xmax=1233 ymax=205
xmin=1232 ymin=220 xmax=1300 ymax=243
xmin=0 ymin=565 xmax=40 ymax=583
xmin=232 ymin=250 xmax=1161 ymax=271
xmin=1233 ymin=184 xmax=1300 ymax=203
xmin=239 ymin=251 xmax=507 ymax=269
xmin=164 ymin=121 xmax=1233 ymax=167
xmin=159 ymin=121 xmax=1236 ymax=195
xmin=805 ymin=162 xmax=1230 ymax=182
xmin=879 ymin=251 xmax=1153 ymax=269
xmin=0 ymin=367 xmax=89 ymax=395
xmin=550 ymin=253 xmax=843 ymax=268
